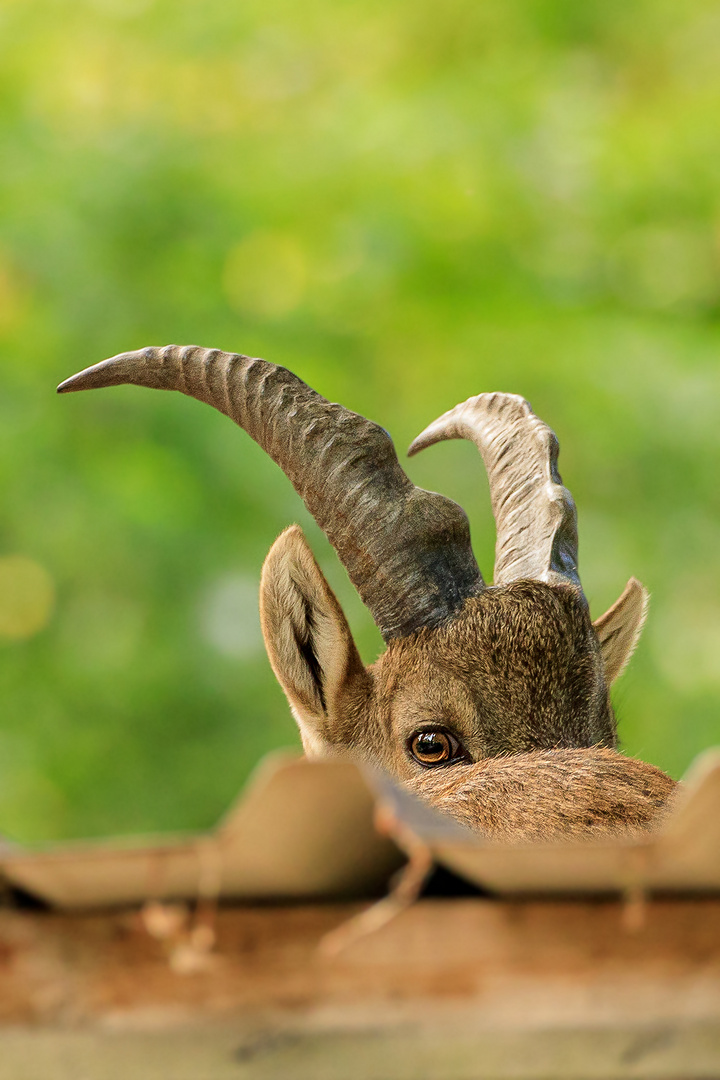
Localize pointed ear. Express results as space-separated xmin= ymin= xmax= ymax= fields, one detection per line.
xmin=259 ymin=525 xmax=368 ymax=756
xmin=593 ymin=577 xmax=649 ymax=684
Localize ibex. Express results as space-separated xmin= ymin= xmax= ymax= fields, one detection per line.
xmin=59 ymin=345 xmax=676 ymax=842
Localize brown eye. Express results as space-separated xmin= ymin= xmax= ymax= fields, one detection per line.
xmin=408 ymin=730 xmax=464 ymax=767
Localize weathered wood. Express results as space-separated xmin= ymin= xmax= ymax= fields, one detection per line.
xmin=0 ymin=1022 xmax=719 ymax=1080
xmin=1 ymin=897 xmax=719 ymax=1078
xmin=0 ymin=757 xmax=403 ymax=909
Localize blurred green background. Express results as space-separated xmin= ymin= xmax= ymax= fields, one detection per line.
xmin=1 ymin=0 xmax=719 ymax=842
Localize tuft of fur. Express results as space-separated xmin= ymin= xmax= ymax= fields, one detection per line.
xmin=405 ymin=748 xmax=676 ymax=842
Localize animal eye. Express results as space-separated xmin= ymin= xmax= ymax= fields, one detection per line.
xmin=408 ymin=729 xmax=465 ymax=767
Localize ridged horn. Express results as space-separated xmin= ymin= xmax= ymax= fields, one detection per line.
xmin=58 ymin=345 xmax=485 ymax=640
xmin=408 ymin=393 xmax=580 ymax=591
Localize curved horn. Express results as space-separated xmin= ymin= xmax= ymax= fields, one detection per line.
xmin=58 ymin=345 xmax=485 ymax=640
xmin=408 ymin=393 xmax=580 ymax=591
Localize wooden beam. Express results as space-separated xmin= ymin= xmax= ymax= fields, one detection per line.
xmin=1 ymin=897 xmax=719 ymax=1078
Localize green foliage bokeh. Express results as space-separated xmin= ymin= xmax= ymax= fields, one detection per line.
xmin=1 ymin=0 xmax=719 ymax=841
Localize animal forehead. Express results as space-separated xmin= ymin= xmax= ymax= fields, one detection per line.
xmin=472 ymin=581 xmax=592 ymax=653
xmin=450 ymin=581 xmax=588 ymax=646
xmin=385 ymin=581 xmax=594 ymax=682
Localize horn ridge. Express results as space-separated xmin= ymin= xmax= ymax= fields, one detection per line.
xmin=408 ymin=392 xmax=580 ymax=591
xmin=59 ymin=344 xmax=485 ymax=640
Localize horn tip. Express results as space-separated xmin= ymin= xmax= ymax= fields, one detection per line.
xmin=407 ymin=426 xmax=442 ymax=458
xmin=56 ymin=349 xmax=149 ymax=395
xmin=57 ymin=372 xmax=88 ymax=393
xmin=56 ymin=366 xmax=106 ymax=394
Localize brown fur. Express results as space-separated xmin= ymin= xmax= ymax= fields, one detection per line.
xmin=405 ymin=749 xmax=676 ymax=842
xmin=261 ymin=526 xmax=677 ymax=841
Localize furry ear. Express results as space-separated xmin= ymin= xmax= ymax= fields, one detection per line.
xmin=593 ymin=577 xmax=649 ymax=684
xmin=259 ymin=525 xmax=368 ymax=755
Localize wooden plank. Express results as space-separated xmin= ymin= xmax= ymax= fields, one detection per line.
xmin=4 ymin=751 xmax=720 ymax=912
xmin=1 ymin=898 xmax=719 ymax=1077
xmin=0 ymin=1021 xmax=718 ymax=1080
xmin=0 ymin=758 xmax=402 ymax=908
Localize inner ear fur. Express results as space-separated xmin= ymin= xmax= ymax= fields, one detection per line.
xmin=593 ymin=577 xmax=649 ymax=685
xmin=259 ymin=525 xmax=368 ymax=755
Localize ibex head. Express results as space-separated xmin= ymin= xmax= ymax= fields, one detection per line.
xmin=59 ymin=345 xmax=671 ymax=839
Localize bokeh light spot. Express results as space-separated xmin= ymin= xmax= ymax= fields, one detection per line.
xmin=199 ymin=573 xmax=263 ymax=658
xmin=0 ymin=556 xmax=55 ymax=641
